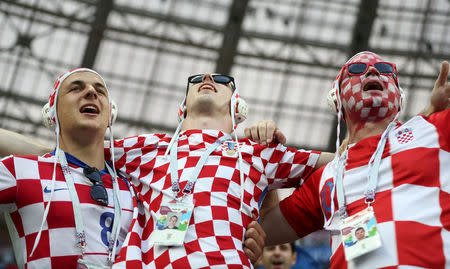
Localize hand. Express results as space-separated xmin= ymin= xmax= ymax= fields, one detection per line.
xmin=244 ymin=120 xmax=287 ymax=145
xmin=423 ymin=61 xmax=450 ymax=116
xmin=432 ymin=61 xmax=450 ymax=110
xmin=243 ymin=215 xmax=267 ymax=264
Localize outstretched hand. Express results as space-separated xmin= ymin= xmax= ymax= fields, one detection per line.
xmin=244 ymin=120 xmax=287 ymax=145
xmin=423 ymin=61 xmax=450 ymax=116
xmin=432 ymin=61 xmax=450 ymax=110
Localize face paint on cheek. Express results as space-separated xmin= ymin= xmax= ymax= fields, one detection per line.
xmin=339 ymin=75 xmax=401 ymax=123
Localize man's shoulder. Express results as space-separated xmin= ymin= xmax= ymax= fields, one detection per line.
xmin=113 ymin=133 xmax=172 ymax=147
xmin=1 ymin=154 xmax=54 ymax=164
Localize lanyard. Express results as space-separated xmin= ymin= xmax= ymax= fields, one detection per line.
xmin=57 ymin=149 xmax=122 ymax=262
xmin=323 ymin=120 xmax=399 ymax=229
xmin=169 ymin=134 xmax=231 ymax=198
xmin=335 ymin=120 xmax=398 ymax=217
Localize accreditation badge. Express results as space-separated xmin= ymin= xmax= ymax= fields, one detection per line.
xmin=339 ymin=207 xmax=382 ymax=261
xmin=150 ymin=200 xmax=194 ymax=246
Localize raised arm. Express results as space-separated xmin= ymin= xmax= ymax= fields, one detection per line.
xmin=421 ymin=61 xmax=450 ymax=117
xmin=0 ymin=128 xmax=51 ymax=157
xmin=244 ymin=120 xmax=334 ymax=169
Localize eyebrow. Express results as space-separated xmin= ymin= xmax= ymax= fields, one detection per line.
xmin=69 ymin=80 xmax=106 ymax=89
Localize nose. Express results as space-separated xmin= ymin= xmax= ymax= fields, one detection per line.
xmin=202 ymin=74 xmax=214 ymax=83
xmin=84 ymin=84 xmax=98 ymax=99
xmin=366 ymin=65 xmax=380 ymax=77
xmin=273 ymin=246 xmax=282 ymax=256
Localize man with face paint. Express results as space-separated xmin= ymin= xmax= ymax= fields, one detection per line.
xmin=261 ymin=51 xmax=450 ymax=268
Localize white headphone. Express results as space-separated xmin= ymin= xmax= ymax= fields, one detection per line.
xmin=42 ymin=99 xmax=118 ymax=130
xmin=41 ymin=68 xmax=118 ymax=131
xmin=177 ymin=88 xmax=248 ymax=126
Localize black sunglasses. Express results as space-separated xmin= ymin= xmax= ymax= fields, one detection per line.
xmin=187 ymin=74 xmax=236 ymax=92
xmin=84 ymin=167 xmax=108 ymax=206
xmin=346 ymin=62 xmax=395 ymax=75
xmin=342 ymin=61 xmax=399 ymax=86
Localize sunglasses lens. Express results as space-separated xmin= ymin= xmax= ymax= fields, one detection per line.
xmin=90 ymin=184 xmax=108 ymax=206
xmin=374 ymin=63 xmax=393 ymax=74
xmin=189 ymin=75 xmax=203 ymax=84
xmin=212 ymin=75 xmax=231 ymax=84
xmin=84 ymin=167 xmax=108 ymax=206
xmin=348 ymin=63 xmax=367 ymax=75
xmin=84 ymin=167 xmax=102 ymax=183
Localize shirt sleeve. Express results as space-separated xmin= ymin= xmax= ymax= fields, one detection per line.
xmin=279 ymin=166 xmax=325 ymax=238
xmin=425 ymin=108 xmax=450 ymax=150
xmin=0 ymin=156 xmax=18 ymax=207
xmin=105 ymin=134 xmax=165 ymax=176
xmin=260 ymin=142 xmax=321 ymax=189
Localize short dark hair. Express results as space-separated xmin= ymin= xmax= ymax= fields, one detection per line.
xmin=355 ymin=227 xmax=365 ymax=233
xmin=289 ymin=242 xmax=296 ymax=254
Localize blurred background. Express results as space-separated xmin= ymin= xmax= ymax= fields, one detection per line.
xmin=0 ymin=0 xmax=449 ymax=268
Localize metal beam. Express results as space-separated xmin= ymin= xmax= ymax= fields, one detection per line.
xmin=215 ymin=0 xmax=249 ymax=74
xmin=326 ymin=0 xmax=380 ymax=152
xmin=81 ymin=0 xmax=114 ymax=68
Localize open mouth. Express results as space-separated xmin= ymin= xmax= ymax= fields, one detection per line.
xmin=80 ymin=104 xmax=99 ymax=114
xmin=363 ymin=81 xmax=383 ymax=92
xmin=198 ymin=83 xmax=217 ymax=92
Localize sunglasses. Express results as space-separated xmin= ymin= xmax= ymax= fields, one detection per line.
xmin=344 ymin=62 xmax=398 ymax=85
xmin=84 ymin=167 xmax=108 ymax=206
xmin=187 ymin=74 xmax=236 ymax=91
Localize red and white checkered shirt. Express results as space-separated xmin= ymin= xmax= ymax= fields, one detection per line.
xmin=280 ymin=109 xmax=450 ymax=268
xmin=110 ymin=129 xmax=320 ymax=268
xmin=0 ymin=152 xmax=135 ymax=268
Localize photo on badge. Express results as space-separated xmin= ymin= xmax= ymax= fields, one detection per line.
xmin=340 ymin=208 xmax=382 ymax=261
xmin=150 ymin=202 xmax=194 ymax=246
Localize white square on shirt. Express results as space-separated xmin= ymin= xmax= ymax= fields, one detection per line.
xmin=194 ymin=177 xmax=214 ymax=193
xmin=392 ymin=184 xmax=441 ymax=227
xmin=49 ymin=227 xmax=78 ymax=256
xmin=440 ymin=150 xmax=450 ymax=194
xmin=212 ymin=220 xmax=231 ymax=236
xmin=14 ymin=157 xmax=39 ymax=180
xmin=221 ymin=249 xmax=244 ymax=266
xmin=442 ymin=229 xmax=450 ymax=269
xmin=20 ymin=203 xmax=47 ymax=235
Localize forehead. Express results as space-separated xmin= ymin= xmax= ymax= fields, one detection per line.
xmin=347 ymin=52 xmax=384 ymax=64
xmin=61 ymin=71 xmax=105 ymax=88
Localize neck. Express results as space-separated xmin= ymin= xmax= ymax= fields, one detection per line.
xmin=181 ymin=114 xmax=233 ymax=134
xmin=58 ymin=129 xmax=106 ymax=169
xmin=346 ymin=115 xmax=396 ymax=145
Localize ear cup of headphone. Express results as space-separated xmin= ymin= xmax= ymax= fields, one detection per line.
xmin=398 ymin=86 xmax=406 ymax=111
xmin=234 ymin=97 xmax=248 ymax=124
xmin=109 ymin=99 xmax=118 ymax=126
xmin=42 ymin=102 xmax=54 ymax=130
xmin=327 ymin=88 xmax=338 ymax=114
xmin=177 ymin=97 xmax=187 ymax=123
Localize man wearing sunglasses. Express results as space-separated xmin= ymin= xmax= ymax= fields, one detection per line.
xmin=0 ymin=69 xmax=136 ymax=268
xmin=101 ymin=72 xmax=335 ymax=268
xmin=261 ymin=51 xmax=450 ymax=268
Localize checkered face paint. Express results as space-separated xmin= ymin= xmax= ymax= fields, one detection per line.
xmin=340 ymin=52 xmax=401 ymax=123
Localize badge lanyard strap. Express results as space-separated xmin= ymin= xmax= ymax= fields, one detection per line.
xmin=103 ymin=161 xmax=122 ymax=263
xmin=58 ymin=149 xmax=122 ymax=262
xmin=337 ymin=121 xmax=398 ymax=215
xmin=169 ymin=134 xmax=231 ymax=198
xmin=326 ymin=120 xmax=398 ymax=226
